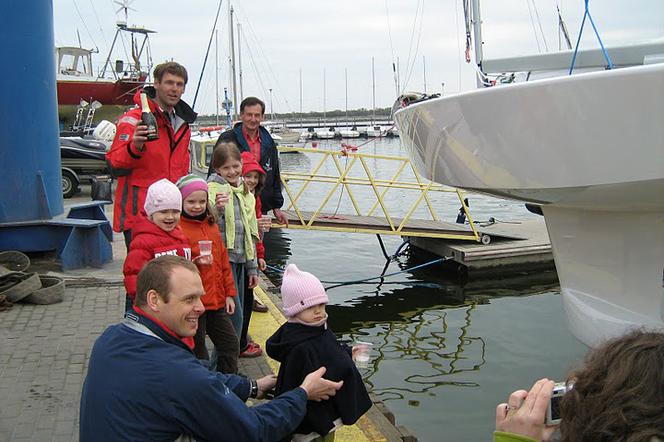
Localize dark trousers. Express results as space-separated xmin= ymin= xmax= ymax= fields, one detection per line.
xmin=194 ymin=309 xmax=239 ymax=374
xmin=123 ymin=230 xmax=134 ymax=315
xmin=240 ymin=272 xmax=254 ymax=352
xmin=123 ymin=229 xmax=132 ymax=251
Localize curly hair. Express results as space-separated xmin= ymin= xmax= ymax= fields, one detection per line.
xmin=559 ymin=329 xmax=664 ymax=442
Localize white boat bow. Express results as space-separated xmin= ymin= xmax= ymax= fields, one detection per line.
xmin=395 ymin=62 xmax=664 ymax=346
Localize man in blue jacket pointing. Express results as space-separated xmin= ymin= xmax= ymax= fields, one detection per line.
xmin=79 ymin=255 xmax=342 ymax=441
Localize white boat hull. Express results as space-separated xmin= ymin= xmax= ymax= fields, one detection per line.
xmin=395 ymin=64 xmax=664 ymax=211
xmin=395 ymin=64 xmax=664 ymax=346
xmin=339 ymin=130 xmax=360 ymax=138
xmin=315 ymin=130 xmax=335 ymax=139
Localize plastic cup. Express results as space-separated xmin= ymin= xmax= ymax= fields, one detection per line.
xmin=198 ymin=240 xmax=213 ymax=265
xmin=199 ymin=240 xmax=212 ymax=255
xmin=354 ymin=341 xmax=373 ymax=369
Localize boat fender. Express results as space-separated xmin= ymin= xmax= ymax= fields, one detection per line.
xmin=93 ymin=120 xmax=117 ymax=143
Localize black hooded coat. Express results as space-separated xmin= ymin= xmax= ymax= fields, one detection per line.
xmin=266 ymin=322 xmax=372 ymax=438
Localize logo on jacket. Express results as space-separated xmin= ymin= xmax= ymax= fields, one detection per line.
xmin=154 ymin=248 xmax=192 ymax=260
xmin=263 ymin=158 xmax=272 ymax=172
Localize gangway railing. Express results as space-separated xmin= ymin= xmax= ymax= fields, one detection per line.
xmin=277 ymin=146 xmax=482 ymax=241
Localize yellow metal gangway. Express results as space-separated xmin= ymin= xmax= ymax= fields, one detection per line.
xmin=276 ymin=146 xmax=483 ymax=242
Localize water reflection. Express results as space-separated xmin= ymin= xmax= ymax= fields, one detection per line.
xmin=263 ymin=138 xmax=584 ymax=441
xmin=355 ymin=305 xmax=486 ymax=401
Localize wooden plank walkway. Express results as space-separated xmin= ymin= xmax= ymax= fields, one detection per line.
xmin=409 ymin=218 xmax=554 ymax=272
xmin=278 ymin=210 xmax=524 ymax=241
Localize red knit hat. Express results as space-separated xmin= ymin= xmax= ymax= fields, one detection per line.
xmin=281 ymin=264 xmax=329 ymax=317
xmin=241 ymin=151 xmax=265 ymax=176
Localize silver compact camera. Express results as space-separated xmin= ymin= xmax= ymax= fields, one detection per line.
xmin=545 ymin=382 xmax=571 ymax=425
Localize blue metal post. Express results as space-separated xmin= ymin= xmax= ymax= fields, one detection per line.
xmin=0 ymin=1 xmax=63 ymax=222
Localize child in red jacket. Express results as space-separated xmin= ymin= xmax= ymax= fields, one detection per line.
xmin=176 ymin=174 xmax=240 ymax=373
xmin=241 ymin=152 xmax=268 ymax=272
xmin=123 ymin=179 xmax=191 ymax=311
xmin=239 ymin=152 xmax=271 ymax=358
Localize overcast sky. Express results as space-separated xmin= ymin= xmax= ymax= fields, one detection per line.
xmin=53 ymin=0 xmax=663 ymax=116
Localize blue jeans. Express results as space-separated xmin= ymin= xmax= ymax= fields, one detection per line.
xmin=228 ymin=262 xmax=245 ymax=337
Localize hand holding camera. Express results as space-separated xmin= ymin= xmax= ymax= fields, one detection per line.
xmin=495 ymin=378 xmax=558 ymax=441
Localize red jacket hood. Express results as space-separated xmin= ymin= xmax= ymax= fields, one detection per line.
xmin=131 ymin=212 xmax=187 ymax=242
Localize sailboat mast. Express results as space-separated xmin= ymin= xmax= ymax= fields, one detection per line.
xmin=396 ymin=56 xmax=400 ymax=95
xmin=299 ymin=68 xmax=303 ymax=129
xmin=471 ymin=0 xmax=484 ymax=85
xmin=237 ymin=22 xmax=244 ymax=101
xmin=423 ymin=55 xmax=427 ymax=93
xmin=344 ymin=68 xmax=348 ymax=124
xmin=323 ymin=68 xmax=326 ymax=124
xmin=371 ymin=57 xmax=375 ymax=124
xmin=215 ymin=29 xmax=219 ymax=127
xmin=228 ymin=4 xmax=239 ymax=121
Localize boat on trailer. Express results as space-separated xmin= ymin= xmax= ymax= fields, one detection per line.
xmin=56 ymin=11 xmax=155 ymax=128
xmin=394 ymin=5 xmax=664 ymax=346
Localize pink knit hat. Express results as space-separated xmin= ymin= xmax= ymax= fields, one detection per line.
xmin=175 ymin=174 xmax=208 ymax=199
xmin=281 ymin=264 xmax=329 ymax=317
xmin=144 ymin=178 xmax=182 ymax=216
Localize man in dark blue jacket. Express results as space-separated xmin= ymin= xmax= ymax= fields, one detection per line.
xmin=207 ymin=96 xmax=288 ymax=226
xmin=79 ymin=256 xmax=342 ymax=442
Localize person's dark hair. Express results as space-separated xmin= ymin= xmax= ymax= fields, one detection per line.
xmin=153 ymin=61 xmax=188 ymax=84
xmin=560 ymin=329 xmax=664 ymax=441
xmin=240 ymin=96 xmax=265 ymax=114
xmin=243 ymin=169 xmax=266 ymax=195
xmin=135 ymin=256 xmax=198 ymax=307
xmin=253 ymin=172 xmax=266 ymax=195
xmin=211 ymin=141 xmax=242 ymax=170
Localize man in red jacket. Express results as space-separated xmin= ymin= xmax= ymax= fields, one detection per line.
xmin=106 ymin=61 xmax=197 ymax=249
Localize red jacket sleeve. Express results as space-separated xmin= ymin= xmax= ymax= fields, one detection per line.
xmin=123 ymin=246 xmax=152 ymax=298
xmin=106 ymin=111 xmax=145 ymax=171
xmin=256 ymin=239 xmax=265 ymax=260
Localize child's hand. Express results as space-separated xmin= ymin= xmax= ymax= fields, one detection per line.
xmin=193 ymin=254 xmax=213 ymax=265
xmin=226 ymin=296 xmax=235 ymax=315
xmin=248 ymin=274 xmax=259 ymax=289
xmin=215 ymin=191 xmax=230 ymax=210
xmin=351 ymin=344 xmax=370 ymax=361
xmin=258 ymin=217 xmax=272 ymax=232
xmin=258 ymin=258 xmax=267 ymax=271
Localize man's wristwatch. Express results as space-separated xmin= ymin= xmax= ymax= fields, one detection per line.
xmin=250 ymin=379 xmax=259 ymax=399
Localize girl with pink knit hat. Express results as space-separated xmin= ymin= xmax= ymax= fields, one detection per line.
xmin=123 ymin=178 xmax=191 ymax=314
xmin=266 ymin=264 xmax=372 ymax=442
xmin=176 ymin=174 xmax=240 ymax=374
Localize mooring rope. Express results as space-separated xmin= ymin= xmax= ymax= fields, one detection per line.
xmin=266 ymin=257 xmax=444 ymax=291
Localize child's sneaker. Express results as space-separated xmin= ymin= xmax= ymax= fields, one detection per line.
xmin=252 ymin=298 xmax=268 ymax=313
xmin=239 ymin=341 xmax=263 ymax=358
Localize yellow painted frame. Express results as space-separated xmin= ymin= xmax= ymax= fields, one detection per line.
xmin=277 ymin=146 xmax=481 ymax=242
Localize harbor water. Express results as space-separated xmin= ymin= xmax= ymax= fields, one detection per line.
xmin=263 ymin=137 xmax=588 ymax=442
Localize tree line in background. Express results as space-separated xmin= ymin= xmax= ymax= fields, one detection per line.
xmin=197 ymin=107 xmax=393 ymax=124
